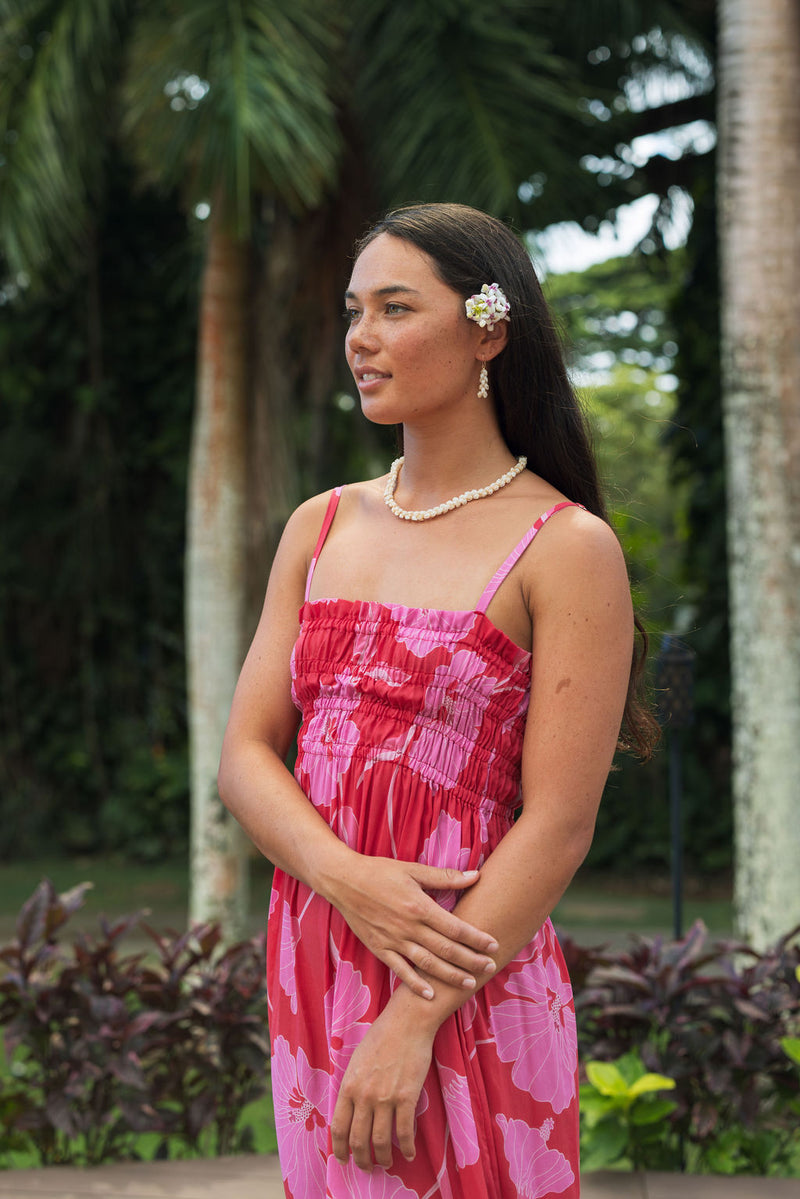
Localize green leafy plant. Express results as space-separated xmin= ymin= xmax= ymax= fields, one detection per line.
xmin=570 ymin=920 xmax=800 ymax=1175
xmin=781 ymin=1037 xmax=800 ymax=1068
xmin=580 ymin=1049 xmax=676 ymax=1171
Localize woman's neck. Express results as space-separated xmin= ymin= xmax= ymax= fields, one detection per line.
xmin=396 ymin=420 xmax=518 ymax=510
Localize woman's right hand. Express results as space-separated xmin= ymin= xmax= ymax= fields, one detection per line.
xmin=323 ymin=854 xmax=498 ymax=998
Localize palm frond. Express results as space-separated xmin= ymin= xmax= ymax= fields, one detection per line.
xmin=0 ymin=0 xmax=131 ymax=277
xmin=348 ymin=0 xmax=591 ymax=222
xmin=122 ymin=0 xmax=344 ymax=234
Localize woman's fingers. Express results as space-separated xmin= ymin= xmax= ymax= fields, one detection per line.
xmin=395 ymin=1100 xmax=417 ymax=1162
xmin=348 ymin=1104 xmax=376 ymax=1172
xmin=330 ymin=1093 xmax=353 ymax=1164
xmin=333 ymin=855 xmax=499 ymax=990
xmin=331 ymin=1010 xmax=432 ymax=1173
xmin=410 ymin=863 xmax=480 ymax=892
xmin=370 ymin=1104 xmax=395 ymax=1169
xmin=403 ymin=937 xmax=495 ymax=991
xmin=381 ymin=951 xmax=435 ymax=1000
xmin=408 ymin=865 xmax=500 ymax=949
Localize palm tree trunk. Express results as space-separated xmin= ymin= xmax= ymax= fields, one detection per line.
xmin=186 ymin=208 xmax=251 ymax=937
xmin=718 ymin=0 xmax=800 ymax=947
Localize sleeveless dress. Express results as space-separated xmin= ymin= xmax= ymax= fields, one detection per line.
xmin=267 ymin=490 xmax=581 ymax=1199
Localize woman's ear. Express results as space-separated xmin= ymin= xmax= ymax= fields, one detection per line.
xmin=477 ymin=320 xmax=509 ymax=362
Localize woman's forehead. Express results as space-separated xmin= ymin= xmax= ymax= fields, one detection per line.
xmin=348 ymin=233 xmax=442 ymax=295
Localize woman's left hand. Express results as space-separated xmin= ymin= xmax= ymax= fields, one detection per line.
xmin=331 ymin=1000 xmax=435 ymax=1172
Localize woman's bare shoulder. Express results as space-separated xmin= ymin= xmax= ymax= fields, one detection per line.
xmin=519 ymin=502 xmax=629 ymax=602
xmin=290 ymin=477 xmax=385 ymax=528
xmin=280 ymin=476 xmax=386 ymax=558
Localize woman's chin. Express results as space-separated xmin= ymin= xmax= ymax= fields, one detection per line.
xmin=359 ymin=400 xmax=405 ymax=427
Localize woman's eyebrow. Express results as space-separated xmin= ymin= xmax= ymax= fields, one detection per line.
xmin=344 ymin=285 xmax=421 ymax=301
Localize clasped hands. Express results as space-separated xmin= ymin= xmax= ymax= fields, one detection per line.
xmin=327 ymin=852 xmax=498 ymax=998
xmin=325 ymin=854 xmax=497 ymax=1172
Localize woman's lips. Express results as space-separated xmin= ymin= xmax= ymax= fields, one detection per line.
xmin=356 ymin=369 xmax=391 ymax=389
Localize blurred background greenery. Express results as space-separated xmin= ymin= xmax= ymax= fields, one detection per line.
xmin=0 ymin=1 xmax=727 ymax=903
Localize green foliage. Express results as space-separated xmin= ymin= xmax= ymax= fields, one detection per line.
xmin=351 ymin=0 xmax=586 ymax=220
xmin=0 ymin=0 xmax=132 ymax=277
xmin=580 ymin=1050 xmax=677 ymax=1171
xmin=123 ymin=0 xmax=343 ymax=228
xmin=569 ymin=919 xmax=800 ymax=1175
xmin=689 ymin=1122 xmax=800 ymax=1178
xmin=781 ymin=1037 xmax=800 ymax=1068
xmin=665 ymin=171 xmax=732 ymax=872
xmin=0 ymin=0 xmax=720 ymax=875
xmin=4 ymin=883 xmax=797 ymax=1175
xmin=547 ymin=253 xmax=693 ymax=872
xmin=0 ymin=161 xmax=196 ymax=860
xmin=547 ymin=251 xmax=688 ymax=628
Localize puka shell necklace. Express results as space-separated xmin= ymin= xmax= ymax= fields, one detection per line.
xmin=384 ymin=455 xmax=527 ymax=521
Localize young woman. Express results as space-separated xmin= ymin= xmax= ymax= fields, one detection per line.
xmin=218 ymin=203 xmax=656 ymax=1198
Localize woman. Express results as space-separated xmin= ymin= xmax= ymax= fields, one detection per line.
xmin=218 ymin=203 xmax=655 ymax=1198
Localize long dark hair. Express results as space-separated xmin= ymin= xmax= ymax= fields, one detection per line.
xmin=355 ymin=202 xmax=658 ymax=759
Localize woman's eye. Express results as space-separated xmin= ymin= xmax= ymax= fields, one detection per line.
xmin=343 ymin=308 xmax=359 ymax=324
xmin=386 ymin=302 xmax=406 ymax=315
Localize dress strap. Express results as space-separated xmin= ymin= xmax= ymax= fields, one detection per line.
xmin=304 ymin=487 xmax=343 ymax=603
xmin=475 ymin=501 xmax=583 ymax=614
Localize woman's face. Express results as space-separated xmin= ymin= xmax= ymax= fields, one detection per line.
xmin=344 ymin=233 xmax=483 ymax=426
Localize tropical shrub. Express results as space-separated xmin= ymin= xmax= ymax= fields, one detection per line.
xmin=568 ymin=920 xmax=800 ymax=1175
xmin=579 ymin=1049 xmax=677 ymax=1172
xmin=1 ymin=882 xmax=798 ymax=1174
xmin=0 ymin=880 xmax=269 ymax=1166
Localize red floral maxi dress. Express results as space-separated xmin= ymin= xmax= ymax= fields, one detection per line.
xmin=266 ymin=489 xmax=581 ymax=1199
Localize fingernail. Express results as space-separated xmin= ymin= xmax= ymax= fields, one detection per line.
xmin=486 ymin=939 xmax=499 ymax=953
xmin=422 ymin=985 xmax=434 ymax=999
xmin=483 ymin=959 xmax=496 ymax=974
xmin=462 ymin=976 xmax=476 ymax=989
xmin=462 ymin=869 xmax=480 ymax=879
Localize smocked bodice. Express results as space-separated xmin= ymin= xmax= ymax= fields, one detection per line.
xmin=291 ymin=597 xmax=532 ymax=814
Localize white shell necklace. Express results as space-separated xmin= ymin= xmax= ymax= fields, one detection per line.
xmin=383 ymin=455 xmax=528 ymax=522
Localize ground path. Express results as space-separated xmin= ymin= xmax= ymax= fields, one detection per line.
xmin=0 ymin=1156 xmax=796 ymax=1198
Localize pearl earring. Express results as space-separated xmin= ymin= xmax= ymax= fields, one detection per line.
xmin=478 ymin=362 xmax=489 ymax=400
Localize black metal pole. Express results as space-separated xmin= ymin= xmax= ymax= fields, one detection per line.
xmin=669 ymin=728 xmax=683 ymax=941
xmin=656 ymin=636 xmax=695 ymax=944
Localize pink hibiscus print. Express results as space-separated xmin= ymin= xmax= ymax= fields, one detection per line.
xmin=324 ymin=960 xmax=371 ymax=1080
xmin=271 ymin=1037 xmax=329 ymax=1198
xmin=490 ymin=952 xmax=577 ymax=1113
xmin=460 ymin=994 xmax=477 ymax=1032
xmin=496 ymin=1114 xmax=575 ymax=1197
xmin=327 ymin=1156 xmax=420 ymax=1197
xmin=411 ymin=649 xmax=497 ymax=786
xmin=278 ymin=901 xmax=302 ymax=1014
xmin=437 ymin=1062 xmax=479 ymax=1167
xmin=418 ymin=811 xmax=472 ymax=911
xmin=364 ymin=663 xmax=412 ymax=687
xmin=388 ymin=605 xmax=476 ymax=658
xmin=336 ymin=804 xmax=359 ymax=849
xmin=300 ymin=690 xmax=362 ymax=806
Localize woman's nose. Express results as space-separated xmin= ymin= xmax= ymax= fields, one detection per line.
xmin=346 ymin=314 xmax=379 ymax=354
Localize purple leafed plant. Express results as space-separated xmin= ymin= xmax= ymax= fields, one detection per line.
xmin=0 ymin=879 xmax=270 ymax=1165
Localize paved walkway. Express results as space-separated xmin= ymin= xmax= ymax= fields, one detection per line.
xmin=0 ymin=1156 xmax=797 ymax=1198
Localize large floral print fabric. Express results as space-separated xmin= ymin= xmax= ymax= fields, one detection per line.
xmin=267 ymin=507 xmax=580 ymax=1198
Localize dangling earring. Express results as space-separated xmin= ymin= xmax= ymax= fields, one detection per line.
xmin=478 ymin=361 xmax=489 ymax=400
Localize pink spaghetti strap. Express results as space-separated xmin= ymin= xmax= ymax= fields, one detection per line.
xmin=304 ymin=487 xmax=343 ymax=602
xmin=475 ymin=501 xmax=583 ymax=614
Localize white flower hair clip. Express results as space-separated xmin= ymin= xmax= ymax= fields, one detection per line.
xmin=465 ymin=283 xmax=511 ymax=330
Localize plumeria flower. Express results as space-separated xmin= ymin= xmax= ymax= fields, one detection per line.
xmin=465 ymin=283 xmax=511 ymax=330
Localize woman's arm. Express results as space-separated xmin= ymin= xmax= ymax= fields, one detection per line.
xmin=217 ymin=495 xmax=499 ymax=996
xmin=331 ymin=511 xmax=635 ymax=1171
